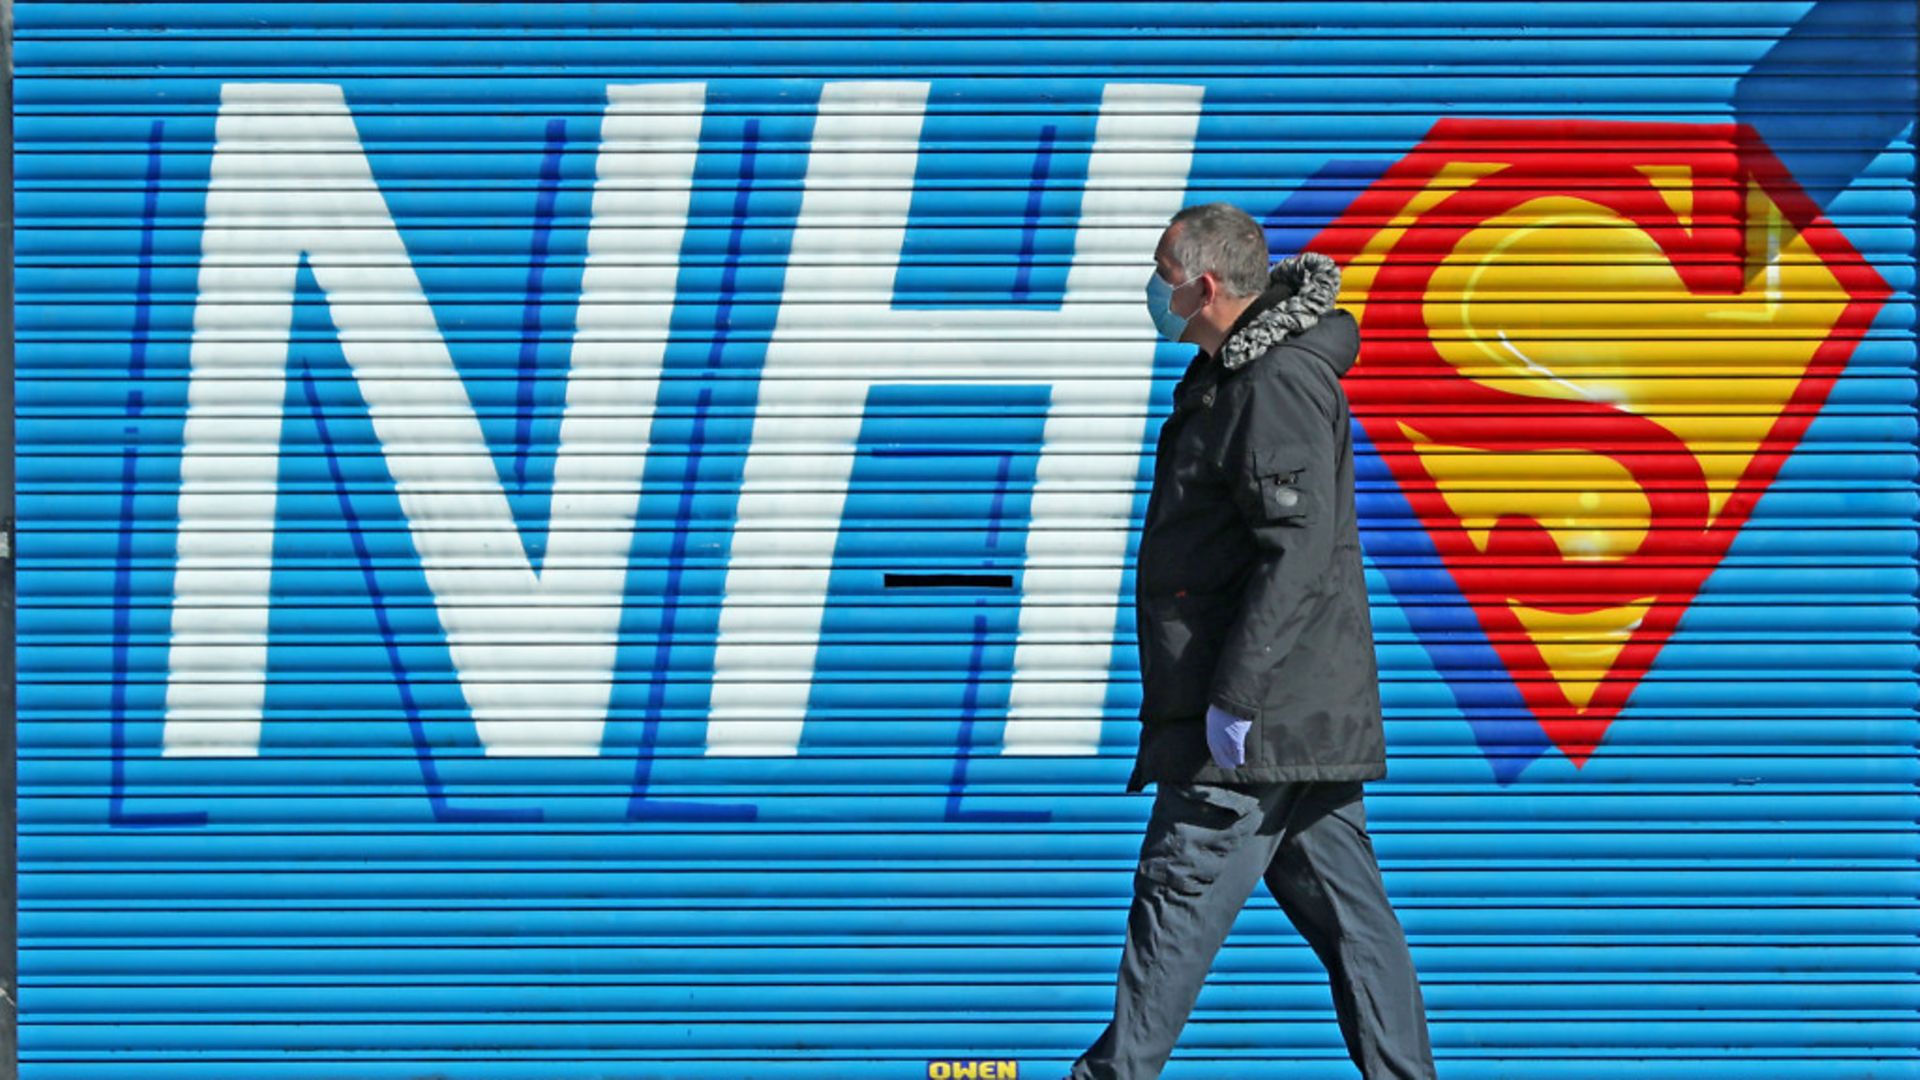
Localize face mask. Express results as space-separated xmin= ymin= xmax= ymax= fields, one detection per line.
xmin=1145 ymin=270 xmax=1203 ymax=341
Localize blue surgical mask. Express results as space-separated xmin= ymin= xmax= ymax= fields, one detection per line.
xmin=1145 ymin=270 xmax=1203 ymax=341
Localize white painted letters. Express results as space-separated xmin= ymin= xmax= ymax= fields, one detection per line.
xmin=704 ymin=81 xmax=1202 ymax=757
xmin=162 ymin=81 xmax=704 ymax=757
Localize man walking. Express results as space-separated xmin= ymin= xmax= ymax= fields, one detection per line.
xmin=1068 ymin=203 xmax=1438 ymax=1079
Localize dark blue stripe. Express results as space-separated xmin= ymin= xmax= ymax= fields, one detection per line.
xmin=300 ymin=358 xmax=542 ymax=823
xmin=111 ymin=118 xmax=202 ymax=829
xmin=945 ymin=445 xmax=1047 ymax=823
xmin=706 ymin=118 xmax=760 ymax=369
xmin=514 ymin=117 xmax=568 ymax=491
xmin=1261 ymin=158 xmax=1392 ymax=259
xmin=109 ymin=455 xmax=205 ymax=829
xmin=1736 ymin=0 xmax=1916 ymax=209
xmin=126 ymin=119 xmax=162 ymax=402
xmin=986 ymin=452 xmax=1012 ymax=550
xmin=947 ymin=613 xmax=1049 ymax=823
xmin=1351 ymin=422 xmax=1549 ymax=784
xmin=1010 ymin=123 xmax=1057 ymax=303
xmin=628 ymin=119 xmax=762 ymax=822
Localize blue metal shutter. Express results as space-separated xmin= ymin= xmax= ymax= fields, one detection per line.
xmin=12 ymin=3 xmax=1918 ymax=1077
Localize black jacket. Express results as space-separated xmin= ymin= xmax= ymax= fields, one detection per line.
xmin=1126 ymin=252 xmax=1387 ymax=793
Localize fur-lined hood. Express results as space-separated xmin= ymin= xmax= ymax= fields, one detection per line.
xmin=1218 ymin=251 xmax=1344 ymax=372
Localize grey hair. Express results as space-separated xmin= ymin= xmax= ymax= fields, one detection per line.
xmin=1167 ymin=202 xmax=1270 ymax=299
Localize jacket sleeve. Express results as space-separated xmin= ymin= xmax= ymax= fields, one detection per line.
xmin=1206 ymin=352 xmax=1340 ymax=720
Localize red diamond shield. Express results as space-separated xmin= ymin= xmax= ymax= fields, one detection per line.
xmin=1315 ymin=119 xmax=1890 ymax=766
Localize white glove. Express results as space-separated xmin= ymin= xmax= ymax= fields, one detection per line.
xmin=1205 ymin=704 xmax=1251 ymax=769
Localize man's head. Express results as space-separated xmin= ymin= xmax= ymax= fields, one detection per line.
xmin=1148 ymin=202 xmax=1272 ymax=352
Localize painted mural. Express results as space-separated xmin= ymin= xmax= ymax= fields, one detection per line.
xmin=1327 ymin=118 xmax=1890 ymax=776
xmin=13 ymin=2 xmax=1917 ymax=1076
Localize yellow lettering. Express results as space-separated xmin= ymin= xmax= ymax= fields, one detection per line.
xmin=930 ymin=1058 xmax=1015 ymax=1079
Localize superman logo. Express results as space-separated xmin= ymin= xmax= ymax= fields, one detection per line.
xmin=1317 ymin=119 xmax=1889 ymax=769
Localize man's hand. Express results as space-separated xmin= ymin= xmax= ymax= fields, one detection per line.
xmin=1205 ymin=704 xmax=1251 ymax=769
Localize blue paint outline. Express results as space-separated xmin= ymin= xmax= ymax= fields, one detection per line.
xmin=127 ymin=121 xmax=161 ymax=396
xmin=1262 ymin=157 xmax=1550 ymax=782
xmin=111 ymin=119 xmax=206 ymax=829
xmin=1010 ymin=124 xmax=1058 ymax=304
xmin=844 ymin=387 xmax=1052 ymax=821
xmin=925 ymin=434 xmax=1049 ymax=824
xmin=946 ymin=612 xmax=1050 ymax=824
xmin=1735 ymin=0 xmax=1918 ymax=210
xmin=942 ymin=446 xmax=1049 ymax=821
xmin=986 ymin=452 xmax=1012 ymax=551
xmin=1352 ymin=421 xmax=1550 ymax=785
xmin=627 ymin=118 xmax=762 ymax=822
xmin=1262 ymin=158 xmax=1393 ymax=259
xmin=513 ymin=117 xmax=568 ymax=498
xmin=298 ymin=357 xmax=542 ymax=824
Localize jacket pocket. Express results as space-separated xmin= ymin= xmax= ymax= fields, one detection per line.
xmin=1137 ymin=590 xmax=1236 ymax=722
xmin=1253 ymin=445 xmax=1312 ymax=525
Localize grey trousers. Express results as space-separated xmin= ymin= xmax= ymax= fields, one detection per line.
xmin=1069 ymin=779 xmax=1437 ymax=1080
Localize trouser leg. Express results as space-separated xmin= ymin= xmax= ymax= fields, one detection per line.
xmin=1068 ymin=781 xmax=1290 ymax=1080
xmin=1263 ymin=780 xmax=1437 ymax=1080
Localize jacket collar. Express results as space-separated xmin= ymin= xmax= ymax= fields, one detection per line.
xmin=1209 ymin=251 xmax=1344 ymax=372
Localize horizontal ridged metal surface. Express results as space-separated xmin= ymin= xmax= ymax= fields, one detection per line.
xmin=12 ymin=2 xmax=1919 ymax=1077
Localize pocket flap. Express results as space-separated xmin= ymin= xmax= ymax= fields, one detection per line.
xmin=1252 ymin=445 xmax=1312 ymax=523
